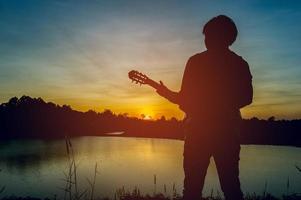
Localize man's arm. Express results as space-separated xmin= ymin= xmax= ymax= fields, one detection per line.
xmin=236 ymin=60 xmax=253 ymax=108
xmin=156 ymin=81 xmax=180 ymax=104
xmin=156 ymin=57 xmax=192 ymax=106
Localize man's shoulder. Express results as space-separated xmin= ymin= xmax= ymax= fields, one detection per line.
xmin=187 ymin=50 xmax=249 ymax=67
xmin=189 ymin=51 xmax=208 ymax=60
xmin=228 ymin=50 xmax=248 ymax=65
xmin=188 ymin=50 xmax=246 ymax=60
xmin=187 ymin=51 xmax=208 ymax=64
xmin=229 ymin=51 xmax=252 ymax=76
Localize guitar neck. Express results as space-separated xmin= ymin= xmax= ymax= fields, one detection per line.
xmin=147 ymin=79 xmax=161 ymax=90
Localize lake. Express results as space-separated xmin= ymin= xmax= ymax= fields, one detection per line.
xmin=0 ymin=136 xmax=300 ymax=198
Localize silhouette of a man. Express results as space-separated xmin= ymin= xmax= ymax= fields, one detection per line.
xmin=156 ymin=15 xmax=253 ymax=200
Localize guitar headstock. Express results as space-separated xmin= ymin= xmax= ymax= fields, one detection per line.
xmin=128 ymin=70 xmax=149 ymax=85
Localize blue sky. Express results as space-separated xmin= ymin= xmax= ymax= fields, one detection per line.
xmin=0 ymin=0 xmax=300 ymax=119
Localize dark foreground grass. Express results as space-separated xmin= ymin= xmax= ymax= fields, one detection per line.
xmin=0 ymin=193 xmax=301 ymax=200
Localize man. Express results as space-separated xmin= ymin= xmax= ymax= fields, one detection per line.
xmin=156 ymin=15 xmax=253 ymax=200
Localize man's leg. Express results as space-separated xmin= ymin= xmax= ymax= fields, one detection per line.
xmin=214 ymin=143 xmax=244 ymax=200
xmin=183 ymin=144 xmax=211 ymax=200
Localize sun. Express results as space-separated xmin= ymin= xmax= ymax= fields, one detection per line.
xmin=143 ymin=115 xmax=152 ymax=120
xmin=140 ymin=107 xmax=155 ymax=120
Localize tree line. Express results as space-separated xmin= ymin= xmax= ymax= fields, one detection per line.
xmin=0 ymin=96 xmax=300 ymax=147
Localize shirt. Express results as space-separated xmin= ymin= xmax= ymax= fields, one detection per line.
xmin=178 ymin=49 xmax=253 ymax=123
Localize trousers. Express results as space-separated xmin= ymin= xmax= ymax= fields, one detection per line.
xmin=182 ymin=123 xmax=244 ymax=200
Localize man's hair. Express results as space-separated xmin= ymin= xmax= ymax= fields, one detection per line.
xmin=203 ymin=15 xmax=238 ymax=46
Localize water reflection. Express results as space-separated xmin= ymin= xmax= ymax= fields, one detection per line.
xmin=0 ymin=137 xmax=300 ymax=198
xmin=0 ymin=139 xmax=68 ymax=173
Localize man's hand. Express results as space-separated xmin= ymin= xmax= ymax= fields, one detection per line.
xmin=156 ymin=81 xmax=180 ymax=104
xmin=156 ymin=81 xmax=169 ymax=97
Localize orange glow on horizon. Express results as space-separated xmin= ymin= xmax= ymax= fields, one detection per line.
xmin=45 ymin=95 xmax=300 ymax=121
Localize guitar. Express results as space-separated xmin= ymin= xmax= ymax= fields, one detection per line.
xmin=128 ymin=70 xmax=161 ymax=90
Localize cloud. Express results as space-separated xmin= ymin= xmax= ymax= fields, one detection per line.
xmin=0 ymin=0 xmax=300 ymax=118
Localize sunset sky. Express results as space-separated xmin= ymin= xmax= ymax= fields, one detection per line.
xmin=0 ymin=0 xmax=300 ymax=119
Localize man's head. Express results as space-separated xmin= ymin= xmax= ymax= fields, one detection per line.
xmin=203 ymin=15 xmax=237 ymax=51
